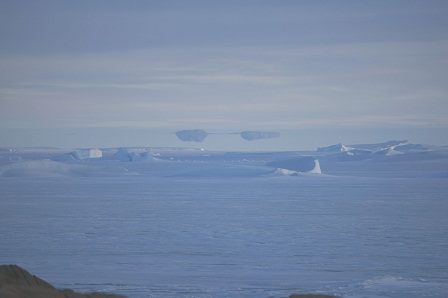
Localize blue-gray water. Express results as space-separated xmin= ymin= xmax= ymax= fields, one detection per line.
xmin=1 ymin=175 xmax=447 ymax=297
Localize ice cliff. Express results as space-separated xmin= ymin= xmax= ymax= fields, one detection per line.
xmin=266 ymin=156 xmax=322 ymax=175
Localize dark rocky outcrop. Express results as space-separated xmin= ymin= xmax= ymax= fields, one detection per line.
xmin=0 ymin=265 xmax=126 ymax=298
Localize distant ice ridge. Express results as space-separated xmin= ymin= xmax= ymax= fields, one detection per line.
xmin=114 ymin=148 xmax=159 ymax=162
xmin=267 ymin=156 xmax=322 ymax=175
xmin=1 ymin=141 xmax=446 ymax=179
xmin=0 ymin=160 xmax=86 ymax=177
xmin=72 ymin=148 xmax=102 ymax=159
xmin=170 ymin=163 xmax=322 ymax=178
xmin=317 ymin=143 xmax=355 ymax=152
xmin=317 ymin=140 xmax=430 ymax=154
xmin=0 ymin=159 xmax=128 ymax=177
xmin=375 ymin=148 xmax=405 ymax=156
xmin=53 ymin=148 xmax=103 ymax=161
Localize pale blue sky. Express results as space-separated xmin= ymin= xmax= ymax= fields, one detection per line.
xmin=1 ymin=0 xmax=447 ymax=150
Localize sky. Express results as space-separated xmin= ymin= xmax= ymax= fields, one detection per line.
xmin=1 ymin=0 xmax=448 ymax=151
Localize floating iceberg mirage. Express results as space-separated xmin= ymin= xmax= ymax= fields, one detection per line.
xmin=175 ymin=129 xmax=209 ymax=142
xmin=240 ymin=131 xmax=280 ymax=141
xmin=175 ymin=129 xmax=280 ymax=142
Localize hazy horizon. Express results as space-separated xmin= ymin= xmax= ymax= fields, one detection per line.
xmin=1 ymin=1 xmax=448 ymax=150
xmin=1 ymin=127 xmax=447 ymax=152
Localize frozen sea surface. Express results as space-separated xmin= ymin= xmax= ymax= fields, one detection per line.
xmin=1 ymin=146 xmax=448 ymax=297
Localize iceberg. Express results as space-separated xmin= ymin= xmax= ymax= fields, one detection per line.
xmin=394 ymin=143 xmax=429 ymax=152
xmin=375 ymin=148 xmax=405 ymax=156
xmin=114 ymin=148 xmax=158 ymax=162
xmin=318 ymin=140 xmax=429 ymax=154
xmin=317 ymin=143 xmax=355 ymax=152
xmin=266 ymin=156 xmax=322 ymax=174
xmin=71 ymin=148 xmax=102 ymax=160
xmin=348 ymin=140 xmax=409 ymax=152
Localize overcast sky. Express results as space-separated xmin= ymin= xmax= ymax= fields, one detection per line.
xmin=1 ymin=0 xmax=447 ymax=150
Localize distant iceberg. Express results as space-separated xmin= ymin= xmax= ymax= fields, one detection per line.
xmin=72 ymin=148 xmax=102 ymax=160
xmin=317 ymin=140 xmax=429 ymax=154
xmin=375 ymin=148 xmax=405 ymax=156
xmin=52 ymin=148 xmax=103 ymax=161
xmin=266 ymin=156 xmax=322 ymax=174
xmin=317 ymin=143 xmax=355 ymax=152
xmin=394 ymin=143 xmax=429 ymax=152
xmin=115 ymin=148 xmax=158 ymax=162
xmin=349 ymin=140 xmax=409 ymax=152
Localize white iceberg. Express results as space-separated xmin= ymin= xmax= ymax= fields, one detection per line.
xmin=317 ymin=143 xmax=355 ymax=152
xmin=115 ymin=148 xmax=158 ymax=162
xmin=266 ymin=156 xmax=322 ymax=174
xmin=71 ymin=148 xmax=102 ymax=160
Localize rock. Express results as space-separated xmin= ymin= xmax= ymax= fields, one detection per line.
xmin=0 ymin=265 xmax=126 ymax=298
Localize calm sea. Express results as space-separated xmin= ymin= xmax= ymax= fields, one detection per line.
xmin=1 ymin=175 xmax=447 ymax=297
